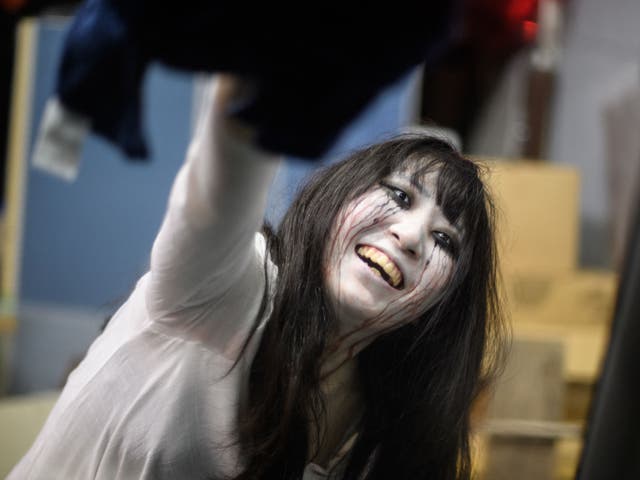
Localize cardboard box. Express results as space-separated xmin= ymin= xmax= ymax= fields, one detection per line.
xmin=503 ymin=269 xmax=618 ymax=383
xmin=504 ymin=270 xmax=618 ymax=325
xmin=480 ymin=160 xmax=580 ymax=274
xmin=513 ymin=321 xmax=610 ymax=383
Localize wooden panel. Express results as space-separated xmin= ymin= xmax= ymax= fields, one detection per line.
xmin=1 ymin=18 xmax=36 ymax=303
xmin=483 ymin=339 xmax=565 ymax=480
xmin=488 ymin=339 xmax=564 ymax=421
xmin=487 ymin=437 xmax=556 ymax=480
xmin=513 ymin=322 xmax=609 ymax=383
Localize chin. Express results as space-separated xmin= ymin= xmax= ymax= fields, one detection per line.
xmin=337 ymin=289 xmax=401 ymax=328
xmin=325 ymin=261 xmax=404 ymax=331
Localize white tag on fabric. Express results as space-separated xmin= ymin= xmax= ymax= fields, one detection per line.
xmin=31 ymin=97 xmax=90 ymax=182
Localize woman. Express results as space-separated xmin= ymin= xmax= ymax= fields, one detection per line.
xmin=9 ymin=76 xmax=504 ymax=480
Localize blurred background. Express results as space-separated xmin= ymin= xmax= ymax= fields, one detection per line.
xmin=0 ymin=0 xmax=638 ymax=478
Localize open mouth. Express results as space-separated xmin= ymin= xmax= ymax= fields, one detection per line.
xmin=356 ymin=245 xmax=404 ymax=289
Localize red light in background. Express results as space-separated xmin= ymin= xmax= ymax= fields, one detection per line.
xmin=522 ymin=20 xmax=538 ymax=42
xmin=507 ymin=0 xmax=538 ymax=22
xmin=0 ymin=0 xmax=28 ymax=12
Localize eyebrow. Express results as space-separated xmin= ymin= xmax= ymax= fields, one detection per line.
xmin=395 ymin=173 xmax=433 ymax=199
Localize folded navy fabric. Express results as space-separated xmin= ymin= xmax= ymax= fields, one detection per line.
xmin=55 ymin=1 xmax=461 ymax=160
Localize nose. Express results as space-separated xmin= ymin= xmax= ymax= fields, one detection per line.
xmin=388 ymin=218 xmax=426 ymax=259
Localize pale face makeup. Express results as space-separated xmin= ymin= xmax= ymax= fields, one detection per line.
xmin=323 ymin=167 xmax=462 ymax=357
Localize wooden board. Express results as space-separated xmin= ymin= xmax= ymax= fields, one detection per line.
xmin=483 ymin=339 xmax=565 ymax=480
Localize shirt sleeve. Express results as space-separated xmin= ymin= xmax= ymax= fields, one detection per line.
xmin=144 ymin=78 xmax=281 ymax=352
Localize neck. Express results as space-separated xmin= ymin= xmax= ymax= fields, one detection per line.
xmin=320 ymin=350 xmax=358 ymax=389
xmin=320 ymin=317 xmax=380 ymax=380
xmin=319 ymin=321 xmax=369 ymax=405
xmin=311 ymin=346 xmax=363 ymax=468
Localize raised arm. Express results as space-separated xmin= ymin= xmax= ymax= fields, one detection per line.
xmin=145 ymin=76 xmax=281 ymax=326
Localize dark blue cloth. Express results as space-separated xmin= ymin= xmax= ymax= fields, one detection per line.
xmin=56 ymin=1 xmax=462 ymax=160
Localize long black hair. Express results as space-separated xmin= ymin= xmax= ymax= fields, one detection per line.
xmin=234 ymin=134 xmax=506 ymax=479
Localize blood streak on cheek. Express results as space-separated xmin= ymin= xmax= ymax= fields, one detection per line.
xmin=387 ymin=251 xmax=440 ymax=323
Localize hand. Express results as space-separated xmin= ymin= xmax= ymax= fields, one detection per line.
xmin=212 ymin=74 xmax=257 ymax=144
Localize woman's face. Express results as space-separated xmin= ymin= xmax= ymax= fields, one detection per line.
xmin=324 ymin=167 xmax=462 ymax=340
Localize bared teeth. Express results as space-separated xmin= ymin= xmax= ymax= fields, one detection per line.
xmin=356 ymin=245 xmax=403 ymax=288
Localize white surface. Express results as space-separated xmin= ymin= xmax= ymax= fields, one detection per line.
xmin=31 ymin=98 xmax=89 ymax=182
xmin=548 ymin=0 xmax=640 ymax=226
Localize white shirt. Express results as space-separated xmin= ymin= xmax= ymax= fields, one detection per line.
xmin=9 ymin=81 xmax=341 ymax=479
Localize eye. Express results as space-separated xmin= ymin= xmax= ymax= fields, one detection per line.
xmin=380 ymin=182 xmax=411 ymax=209
xmin=433 ymin=231 xmax=457 ymax=256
